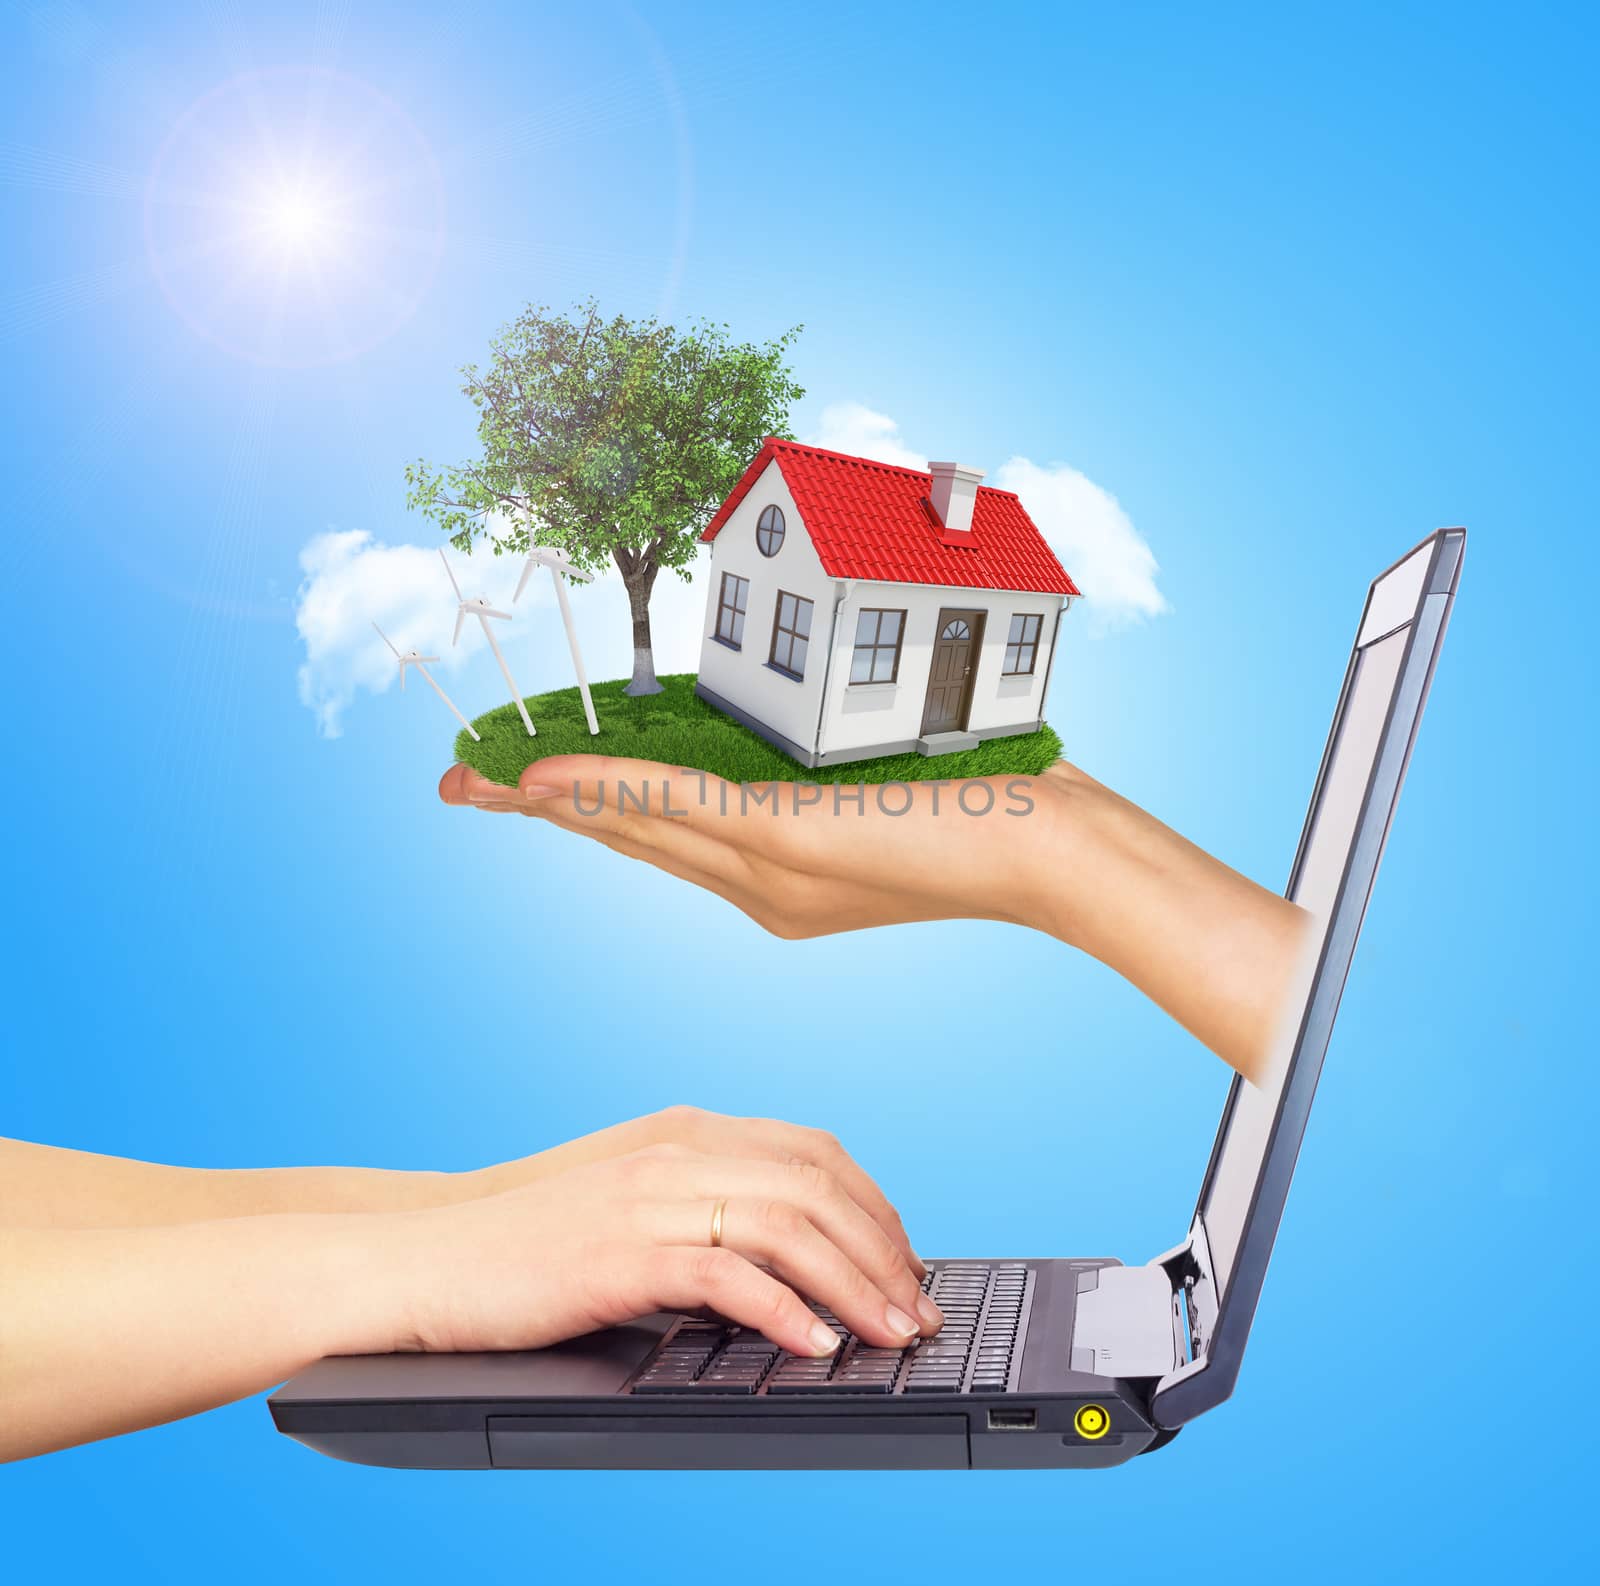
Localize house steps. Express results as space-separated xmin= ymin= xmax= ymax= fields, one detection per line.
xmin=915 ymin=730 xmax=980 ymax=757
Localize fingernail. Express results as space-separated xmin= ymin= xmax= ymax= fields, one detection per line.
xmin=808 ymin=1321 xmax=841 ymax=1357
xmin=519 ymin=783 xmax=563 ymax=802
xmin=915 ymin=1294 xmax=944 ymax=1334
xmin=885 ymin=1305 xmax=918 ymax=1341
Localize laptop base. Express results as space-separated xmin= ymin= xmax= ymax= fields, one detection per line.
xmin=271 ymin=1258 xmax=1173 ymax=1471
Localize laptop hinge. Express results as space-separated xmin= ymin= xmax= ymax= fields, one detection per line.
xmin=1153 ymin=1216 xmax=1219 ymax=1363
xmin=1071 ymin=1221 xmax=1220 ymax=1380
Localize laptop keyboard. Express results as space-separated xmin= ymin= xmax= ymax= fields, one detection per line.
xmin=628 ymin=1263 xmax=1033 ymax=1397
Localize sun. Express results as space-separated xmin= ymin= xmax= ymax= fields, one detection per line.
xmin=143 ymin=66 xmax=445 ymax=367
xmin=256 ymin=182 xmax=339 ymax=259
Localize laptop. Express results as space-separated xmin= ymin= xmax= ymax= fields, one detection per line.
xmin=272 ymin=528 xmax=1464 ymax=1471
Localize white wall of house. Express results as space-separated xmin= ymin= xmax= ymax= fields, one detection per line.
xmin=814 ymin=584 xmax=1064 ymax=761
xmin=698 ymin=461 xmax=1068 ymax=766
xmin=697 ymin=461 xmax=836 ymax=758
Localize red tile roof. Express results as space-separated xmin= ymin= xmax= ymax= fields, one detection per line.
xmin=702 ymin=438 xmax=1082 ymax=597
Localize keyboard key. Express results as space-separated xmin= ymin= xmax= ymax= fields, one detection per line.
xmin=631 ymin=1268 xmax=1031 ymax=1397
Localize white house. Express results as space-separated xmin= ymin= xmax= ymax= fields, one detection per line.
xmin=695 ymin=437 xmax=1080 ymax=768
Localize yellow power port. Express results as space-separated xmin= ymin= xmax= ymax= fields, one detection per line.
xmin=1074 ymin=1403 xmax=1111 ymax=1440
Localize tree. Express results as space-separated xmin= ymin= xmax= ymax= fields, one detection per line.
xmin=405 ymin=301 xmax=803 ymax=695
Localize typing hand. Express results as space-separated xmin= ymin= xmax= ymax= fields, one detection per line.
xmin=476 ymin=1105 xmax=923 ymax=1280
xmin=383 ymin=1146 xmax=944 ymax=1359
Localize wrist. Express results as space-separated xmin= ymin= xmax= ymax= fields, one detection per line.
xmin=290 ymin=1209 xmax=439 ymax=1357
xmin=1009 ymin=761 xmax=1110 ymax=949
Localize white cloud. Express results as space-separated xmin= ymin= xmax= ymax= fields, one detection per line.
xmin=804 ymin=403 xmax=928 ymax=470
xmin=807 ymin=405 xmax=1166 ymax=630
xmin=294 ymin=530 xmax=546 ymax=738
xmin=990 ymin=456 xmax=1168 ymax=632
xmin=294 ymin=526 xmax=709 ymax=739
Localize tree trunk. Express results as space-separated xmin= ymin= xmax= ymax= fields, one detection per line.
xmin=621 ymin=557 xmax=663 ymax=696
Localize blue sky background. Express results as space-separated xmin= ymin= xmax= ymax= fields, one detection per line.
xmin=1 ymin=0 xmax=1594 ymax=1575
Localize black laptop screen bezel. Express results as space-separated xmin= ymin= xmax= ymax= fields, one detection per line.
xmin=1152 ymin=529 xmax=1464 ymax=1431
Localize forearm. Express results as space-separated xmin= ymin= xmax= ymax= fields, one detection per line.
xmin=1027 ymin=763 xmax=1312 ymax=1083
xmin=0 ymin=1138 xmax=475 ymax=1229
xmin=0 ymin=1213 xmax=403 ymax=1461
xmin=471 ymin=1120 xmax=658 ymax=1197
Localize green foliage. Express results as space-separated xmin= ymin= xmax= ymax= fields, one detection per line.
xmin=454 ymin=674 xmax=1065 ymax=787
xmin=404 ymin=300 xmax=804 ymax=588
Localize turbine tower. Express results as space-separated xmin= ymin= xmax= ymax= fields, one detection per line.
xmin=372 ymin=623 xmax=481 ymax=742
xmin=516 ymin=545 xmax=599 ymax=736
xmin=439 ymin=550 xmax=535 ymax=736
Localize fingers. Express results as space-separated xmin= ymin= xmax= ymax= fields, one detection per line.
xmin=440 ymin=764 xmax=533 ymax=814
xmin=624 ymin=1151 xmax=937 ymax=1340
xmin=439 ymin=763 xmax=477 ymax=804
xmin=440 ymin=762 xmax=758 ymax=894
xmin=656 ymin=1107 xmax=924 ymax=1278
xmin=447 ymin=753 xmax=1040 ymax=929
xmin=518 ymin=759 xmax=757 ymax=885
xmin=742 ymin=1118 xmax=925 ymax=1278
xmin=640 ymin=1197 xmax=922 ymax=1350
xmin=625 ymin=1245 xmax=843 ymax=1359
xmin=439 ymin=754 xmax=1043 ymax=944
xmin=519 ymin=755 xmax=724 ymax=815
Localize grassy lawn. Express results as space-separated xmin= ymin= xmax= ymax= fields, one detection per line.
xmin=454 ymin=673 xmax=1063 ymax=786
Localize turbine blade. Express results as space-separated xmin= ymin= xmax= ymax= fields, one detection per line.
xmin=399 ymin=659 xmax=407 ymax=690
xmin=542 ymin=549 xmax=592 ymax=583
xmin=439 ymin=548 xmax=464 ymax=602
xmin=417 ymin=655 xmax=440 ymax=664
xmin=372 ymin=622 xmax=402 ymax=658
xmin=514 ymin=557 xmax=534 ymax=603
xmin=480 ymin=605 xmax=511 ymax=620
xmin=453 ymin=607 xmax=465 ymax=646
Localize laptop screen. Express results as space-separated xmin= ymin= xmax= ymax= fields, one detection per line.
xmin=1194 ymin=532 xmax=1463 ymax=1312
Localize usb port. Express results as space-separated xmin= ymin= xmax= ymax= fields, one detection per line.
xmin=987 ymin=1408 xmax=1037 ymax=1431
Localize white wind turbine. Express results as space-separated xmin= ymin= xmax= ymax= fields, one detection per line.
xmin=515 ymin=545 xmax=599 ymax=736
xmin=372 ymin=623 xmax=481 ymax=742
xmin=439 ymin=549 xmax=535 ymax=737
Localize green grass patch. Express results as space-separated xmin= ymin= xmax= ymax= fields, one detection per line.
xmin=454 ymin=673 xmax=1063 ymax=786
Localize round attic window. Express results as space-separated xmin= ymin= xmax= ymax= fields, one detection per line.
xmin=756 ymin=504 xmax=786 ymax=557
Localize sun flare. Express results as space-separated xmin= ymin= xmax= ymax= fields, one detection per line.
xmin=259 ymin=185 xmax=333 ymax=254
xmin=144 ymin=66 xmax=445 ymax=366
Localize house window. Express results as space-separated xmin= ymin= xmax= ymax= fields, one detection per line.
xmin=768 ymin=590 xmax=813 ymax=680
xmin=849 ymin=608 xmax=905 ymax=684
xmin=756 ymin=504 xmax=786 ymax=557
xmin=1003 ymin=612 xmax=1043 ymax=675
xmin=715 ymin=572 xmax=749 ymax=648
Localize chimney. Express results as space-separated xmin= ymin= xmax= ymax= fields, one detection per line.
xmin=928 ymin=460 xmax=984 ymax=534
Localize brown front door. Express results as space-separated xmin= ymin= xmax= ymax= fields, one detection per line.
xmin=921 ymin=608 xmax=985 ymax=735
